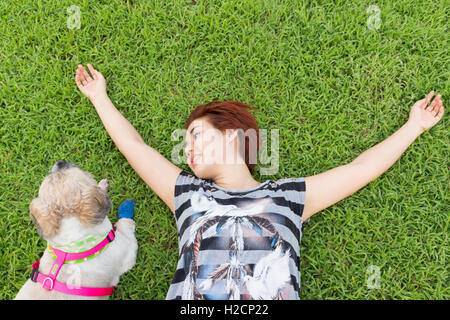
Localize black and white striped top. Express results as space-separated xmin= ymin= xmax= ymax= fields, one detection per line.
xmin=166 ymin=170 xmax=307 ymax=300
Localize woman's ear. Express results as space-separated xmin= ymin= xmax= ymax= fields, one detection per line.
xmin=225 ymin=128 xmax=240 ymax=145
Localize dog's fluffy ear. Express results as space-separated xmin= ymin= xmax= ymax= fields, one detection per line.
xmin=78 ymin=185 xmax=111 ymax=226
xmin=29 ymin=198 xmax=63 ymax=239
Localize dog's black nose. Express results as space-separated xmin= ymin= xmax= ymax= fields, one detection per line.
xmin=51 ymin=160 xmax=69 ymax=173
xmin=51 ymin=160 xmax=78 ymax=173
xmin=55 ymin=160 xmax=67 ymax=169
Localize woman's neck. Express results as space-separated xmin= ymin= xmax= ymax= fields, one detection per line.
xmin=211 ymin=164 xmax=260 ymax=190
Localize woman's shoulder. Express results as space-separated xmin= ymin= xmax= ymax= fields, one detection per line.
xmin=174 ymin=170 xmax=209 ymax=193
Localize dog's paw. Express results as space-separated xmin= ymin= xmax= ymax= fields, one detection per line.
xmin=118 ymin=199 xmax=136 ymax=220
xmin=98 ymin=178 xmax=110 ymax=192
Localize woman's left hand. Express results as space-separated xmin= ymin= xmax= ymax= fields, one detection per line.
xmin=408 ymin=91 xmax=444 ymax=134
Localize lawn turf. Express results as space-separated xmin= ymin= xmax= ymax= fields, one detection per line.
xmin=0 ymin=0 xmax=448 ymax=299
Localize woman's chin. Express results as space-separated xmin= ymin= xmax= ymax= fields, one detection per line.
xmin=190 ymin=163 xmax=207 ymax=179
xmin=189 ymin=162 xmax=198 ymax=173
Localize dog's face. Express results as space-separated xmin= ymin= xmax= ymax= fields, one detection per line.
xmin=29 ymin=160 xmax=112 ymax=240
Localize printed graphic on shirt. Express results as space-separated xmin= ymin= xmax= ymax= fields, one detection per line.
xmin=180 ymin=191 xmax=292 ymax=300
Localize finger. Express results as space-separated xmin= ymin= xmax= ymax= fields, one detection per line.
xmin=87 ymin=63 xmax=99 ymax=80
xmin=434 ymin=98 xmax=443 ymax=117
xmin=75 ymin=71 xmax=82 ymax=88
xmin=76 ymin=66 xmax=87 ymax=85
xmin=426 ymin=95 xmax=439 ymax=113
xmin=80 ymin=64 xmax=93 ymax=82
xmin=424 ymin=91 xmax=435 ymax=108
xmin=435 ymin=106 xmax=444 ymax=119
xmin=431 ymin=95 xmax=442 ymax=114
xmin=436 ymin=105 xmax=444 ymax=119
xmin=75 ymin=68 xmax=87 ymax=87
xmin=416 ymin=95 xmax=430 ymax=109
xmin=435 ymin=94 xmax=442 ymax=109
xmin=76 ymin=67 xmax=83 ymax=81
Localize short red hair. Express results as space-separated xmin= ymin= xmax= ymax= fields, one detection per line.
xmin=184 ymin=100 xmax=260 ymax=175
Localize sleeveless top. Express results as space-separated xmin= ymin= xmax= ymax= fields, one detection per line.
xmin=166 ymin=170 xmax=308 ymax=300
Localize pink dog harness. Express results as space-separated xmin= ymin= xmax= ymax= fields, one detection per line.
xmin=30 ymin=228 xmax=116 ymax=297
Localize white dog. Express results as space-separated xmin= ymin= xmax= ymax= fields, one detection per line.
xmin=15 ymin=160 xmax=138 ymax=300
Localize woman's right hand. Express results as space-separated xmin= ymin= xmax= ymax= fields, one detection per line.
xmin=75 ymin=63 xmax=107 ymax=101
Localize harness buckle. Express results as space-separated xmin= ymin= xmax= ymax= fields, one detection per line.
xmin=42 ymin=277 xmax=54 ymax=291
xmin=30 ymin=266 xmax=39 ymax=282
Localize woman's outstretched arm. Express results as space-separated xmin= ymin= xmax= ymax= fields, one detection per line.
xmin=301 ymin=91 xmax=444 ymax=222
xmin=75 ymin=64 xmax=144 ymax=148
xmin=75 ymin=63 xmax=182 ymax=215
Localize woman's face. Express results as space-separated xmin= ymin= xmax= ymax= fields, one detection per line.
xmin=184 ymin=117 xmax=242 ymax=179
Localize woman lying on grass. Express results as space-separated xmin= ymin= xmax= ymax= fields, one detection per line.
xmin=75 ymin=63 xmax=444 ymax=300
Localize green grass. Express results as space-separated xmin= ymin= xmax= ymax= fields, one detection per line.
xmin=0 ymin=0 xmax=448 ymax=299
